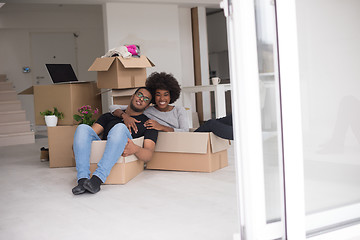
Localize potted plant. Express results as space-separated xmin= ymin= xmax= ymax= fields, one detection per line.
xmin=73 ymin=105 xmax=99 ymax=126
xmin=40 ymin=107 xmax=64 ymax=127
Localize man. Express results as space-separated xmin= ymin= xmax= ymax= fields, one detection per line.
xmin=72 ymin=87 xmax=158 ymax=195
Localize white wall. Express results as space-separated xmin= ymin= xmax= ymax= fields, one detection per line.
xmin=103 ymin=3 xmax=183 ymax=82
xmin=0 ymin=3 xmax=105 ymax=126
xmin=103 ymin=2 xmax=197 ymax=110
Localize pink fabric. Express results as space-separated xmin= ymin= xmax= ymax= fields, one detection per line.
xmin=126 ymin=45 xmax=138 ymax=56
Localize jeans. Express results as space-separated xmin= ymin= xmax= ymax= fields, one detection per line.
xmin=73 ymin=123 xmax=132 ymax=183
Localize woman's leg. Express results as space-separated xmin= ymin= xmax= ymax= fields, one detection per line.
xmin=93 ymin=123 xmax=132 ymax=183
xmin=73 ymin=124 xmax=101 ymax=181
xmin=195 ymin=115 xmax=233 ymax=140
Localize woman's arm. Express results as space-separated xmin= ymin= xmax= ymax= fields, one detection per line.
xmin=144 ymin=119 xmax=174 ymax=132
xmin=173 ymin=106 xmax=189 ymax=132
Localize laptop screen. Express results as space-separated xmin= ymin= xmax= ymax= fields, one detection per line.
xmin=45 ymin=64 xmax=78 ymax=84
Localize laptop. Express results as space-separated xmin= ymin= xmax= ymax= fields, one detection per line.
xmin=45 ymin=64 xmax=78 ymax=84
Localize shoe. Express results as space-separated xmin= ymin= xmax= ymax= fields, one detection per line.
xmin=83 ymin=177 xmax=101 ymax=194
xmin=72 ymin=178 xmax=87 ymax=195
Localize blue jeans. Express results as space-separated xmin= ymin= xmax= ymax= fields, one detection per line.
xmin=73 ymin=123 xmax=132 ymax=183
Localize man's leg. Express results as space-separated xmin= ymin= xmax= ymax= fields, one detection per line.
xmin=84 ymin=123 xmax=132 ymax=193
xmin=72 ymin=124 xmax=101 ymax=195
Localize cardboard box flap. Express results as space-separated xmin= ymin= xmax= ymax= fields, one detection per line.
xmin=117 ymin=55 xmax=154 ymax=68
xmin=154 ymin=132 xmax=209 ymax=154
xmin=209 ymin=133 xmax=231 ymax=153
xmin=90 ymin=137 xmax=144 ymax=164
xmin=88 ymin=57 xmax=115 ymax=71
xmin=18 ymin=86 xmax=34 ymax=95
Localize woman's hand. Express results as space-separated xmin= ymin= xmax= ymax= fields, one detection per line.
xmin=144 ymin=119 xmax=163 ymax=130
xmin=122 ymin=113 xmax=140 ymax=134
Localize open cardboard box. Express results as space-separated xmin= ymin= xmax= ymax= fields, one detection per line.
xmin=89 ymin=137 xmax=144 ymax=184
xmin=19 ymin=82 xmax=102 ymax=126
xmin=146 ymin=132 xmax=230 ymax=172
xmin=47 ymin=125 xmax=78 ymax=168
xmin=88 ymin=56 xmax=154 ymax=89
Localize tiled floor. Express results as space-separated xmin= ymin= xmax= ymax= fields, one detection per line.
xmin=0 ymin=134 xmax=240 ymax=240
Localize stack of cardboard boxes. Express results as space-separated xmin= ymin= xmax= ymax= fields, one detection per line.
xmin=20 ymin=82 xmax=102 ymax=167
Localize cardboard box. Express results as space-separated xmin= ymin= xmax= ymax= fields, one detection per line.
xmin=111 ymin=88 xmax=136 ymax=105
xmin=0 ymin=74 xmax=6 ymax=81
xmin=146 ymin=132 xmax=230 ymax=172
xmin=19 ymin=82 xmax=102 ymax=126
xmin=88 ymin=56 xmax=154 ymax=89
xmin=47 ymin=125 xmax=78 ymax=168
xmin=89 ymin=137 xmax=144 ymax=184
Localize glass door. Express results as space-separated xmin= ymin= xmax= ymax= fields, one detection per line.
xmin=225 ymin=0 xmax=360 ymax=239
xmin=224 ymin=0 xmax=288 ymax=238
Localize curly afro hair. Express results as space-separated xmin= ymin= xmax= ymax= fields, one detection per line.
xmin=145 ymin=72 xmax=181 ymax=104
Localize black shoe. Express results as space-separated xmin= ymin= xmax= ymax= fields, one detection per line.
xmin=83 ymin=176 xmax=102 ymax=194
xmin=72 ymin=178 xmax=87 ymax=195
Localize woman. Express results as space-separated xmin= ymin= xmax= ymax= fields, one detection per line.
xmin=110 ymin=72 xmax=189 ymax=133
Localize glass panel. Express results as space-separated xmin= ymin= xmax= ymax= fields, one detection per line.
xmin=296 ymin=0 xmax=360 ymax=234
xmin=254 ymin=0 xmax=284 ymax=223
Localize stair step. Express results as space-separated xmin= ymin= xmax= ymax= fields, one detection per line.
xmin=0 ymin=110 xmax=27 ymax=123
xmin=0 ymin=82 xmax=13 ymax=91
xmin=0 ymin=121 xmax=31 ymax=134
xmin=0 ymin=100 xmax=22 ymax=112
xmin=0 ymin=131 xmax=35 ymax=147
xmin=0 ymin=90 xmax=17 ymax=101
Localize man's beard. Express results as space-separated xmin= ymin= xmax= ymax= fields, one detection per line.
xmin=129 ymin=101 xmax=144 ymax=112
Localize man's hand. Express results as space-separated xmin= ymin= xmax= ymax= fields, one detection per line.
xmin=122 ymin=138 xmax=140 ymax=157
xmin=113 ymin=109 xmax=140 ymax=134
xmin=122 ymin=114 xmax=140 ymax=134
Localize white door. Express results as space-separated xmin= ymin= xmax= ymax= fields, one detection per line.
xmin=226 ymin=0 xmax=360 ymax=239
xmin=30 ymin=32 xmax=77 ymax=85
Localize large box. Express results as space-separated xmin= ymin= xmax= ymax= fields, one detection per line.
xmin=146 ymin=132 xmax=230 ymax=172
xmin=88 ymin=56 xmax=154 ymax=89
xmin=19 ymin=82 xmax=102 ymax=126
xmin=89 ymin=137 xmax=145 ymax=184
xmin=47 ymin=125 xmax=77 ymax=168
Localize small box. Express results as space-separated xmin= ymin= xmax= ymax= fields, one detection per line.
xmin=111 ymin=88 xmax=136 ymax=105
xmin=19 ymin=82 xmax=102 ymax=126
xmin=47 ymin=125 xmax=78 ymax=168
xmin=146 ymin=132 xmax=230 ymax=172
xmin=88 ymin=56 xmax=154 ymax=89
xmin=89 ymin=137 xmax=145 ymax=184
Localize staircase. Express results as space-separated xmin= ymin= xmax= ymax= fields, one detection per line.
xmin=0 ymin=74 xmax=35 ymax=147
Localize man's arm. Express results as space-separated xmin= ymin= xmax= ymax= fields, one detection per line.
xmin=92 ymin=123 xmax=104 ymax=135
xmin=122 ymin=139 xmax=156 ymax=163
xmin=110 ymin=105 xmax=140 ymax=134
